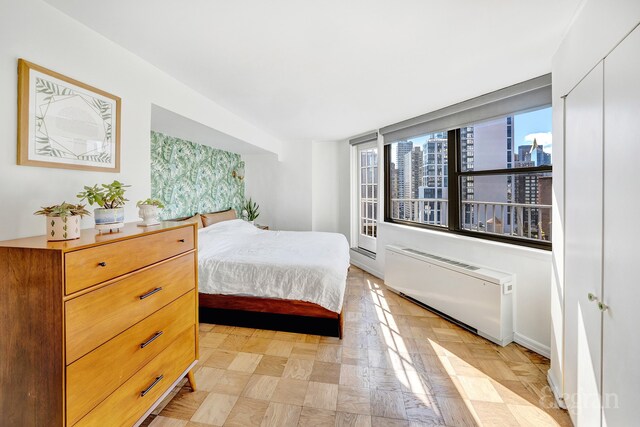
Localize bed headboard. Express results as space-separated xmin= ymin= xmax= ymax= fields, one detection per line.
xmin=150 ymin=131 xmax=245 ymax=219
xmin=164 ymin=209 xmax=238 ymax=230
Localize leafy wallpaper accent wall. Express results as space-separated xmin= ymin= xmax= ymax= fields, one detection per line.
xmin=150 ymin=131 xmax=245 ymax=220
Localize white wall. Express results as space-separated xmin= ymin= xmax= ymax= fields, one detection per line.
xmin=549 ymin=0 xmax=640 ymax=403
xmin=243 ymin=153 xmax=278 ymax=228
xmin=311 ymin=142 xmax=339 ymax=232
xmin=244 ymin=139 xmax=315 ymax=232
xmin=275 ymin=140 xmax=313 ymax=231
xmin=0 ymin=0 xmax=283 ymax=240
xmin=311 ymin=141 xmax=350 ymax=237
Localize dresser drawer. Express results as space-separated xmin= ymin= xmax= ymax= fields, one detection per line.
xmin=66 ymin=252 xmax=195 ymax=363
xmin=66 ymin=292 xmax=195 ymax=426
xmin=74 ymin=327 xmax=196 ymax=427
xmin=65 ymin=226 xmax=194 ymax=295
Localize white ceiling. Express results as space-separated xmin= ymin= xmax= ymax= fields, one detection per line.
xmin=46 ymin=0 xmax=581 ymax=143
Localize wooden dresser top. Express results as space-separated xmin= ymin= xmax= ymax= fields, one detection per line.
xmin=0 ymin=221 xmax=195 ymax=251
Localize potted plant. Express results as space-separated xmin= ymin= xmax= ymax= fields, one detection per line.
xmin=34 ymin=202 xmax=91 ymax=241
xmin=243 ymin=198 xmax=260 ymax=225
xmin=136 ymin=198 xmax=165 ymax=227
xmin=77 ymin=180 xmax=130 ymax=230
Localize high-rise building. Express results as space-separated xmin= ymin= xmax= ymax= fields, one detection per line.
xmin=537 ymin=176 xmax=552 ymax=240
xmin=403 ymin=146 xmax=423 ymax=220
xmin=461 ymin=116 xmax=514 ymax=232
xmin=506 ymin=116 xmax=514 ymax=228
xmin=513 ymin=142 xmax=551 ymax=238
xmin=395 ymin=141 xmax=413 ymax=218
xmin=419 ymin=132 xmax=448 ymax=224
xmin=516 ymin=144 xmax=533 ymax=167
xmin=514 ymin=144 xmax=541 ymax=237
xmin=403 ymin=146 xmax=423 ymax=199
xmin=531 ymin=141 xmax=552 ymax=166
xmin=516 ymin=141 xmax=551 ymax=167
xmin=460 ymin=126 xmax=475 ymax=225
xmin=390 ymin=162 xmax=399 ymax=219
xmin=506 ymin=116 xmax=514 ymax=169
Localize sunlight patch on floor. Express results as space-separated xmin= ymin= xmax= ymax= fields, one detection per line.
xmin=366 ymin=275 xmax=564 ymax=426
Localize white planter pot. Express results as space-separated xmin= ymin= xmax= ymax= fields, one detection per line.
xmin=138 ymin=205 xmax=160 ymax=227
xmin=94 ymin=207 xmax=125 ymax=225
xmin=46 ymin=215 xmax=81 ymax=241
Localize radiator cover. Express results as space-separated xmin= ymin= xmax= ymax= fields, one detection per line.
xmin=384 ymin=245 xmax=514 ymax=346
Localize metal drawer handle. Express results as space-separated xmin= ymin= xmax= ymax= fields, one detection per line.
xmin=178 ymin=239 xmax=185 ymax=243
xmin=97 ymin=262 xmax=107 ymax=267
xmin=140 ymin=375 xmax=164 ymax=397
xmin=139 ymin=287 xmax=163 ymax=300
xmin=140 ymin=331 xmax=163 ymax=349
xmin=588 ymin=293 xmax=599 ymax=302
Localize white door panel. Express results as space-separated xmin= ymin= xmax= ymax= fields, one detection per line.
xmin=357 ymin=143 xmax=378 ymax=253
xmin=564 ymin=61 xmax=604 ymax=426
xmin=602 ymin=24 xmax=640 ymax=427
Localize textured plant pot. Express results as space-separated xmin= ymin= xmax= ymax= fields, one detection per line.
xmin=46 ymin=215 xmax=81 ymax=241
xmin=137 ymin=205 xmax=160 ymax=226
xmin=94 ymin=207 xmax=125 ymax=225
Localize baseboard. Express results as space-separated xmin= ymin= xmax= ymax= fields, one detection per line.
xmin=547 ymin=370 xmax=567 ymax=409
xmin=349 ymin=257 xmax=384 ymax=279
xmin=514 ymin=332 xmax=550 ymax=358
xmin=350 ymin=247 xmax=376 ymax=260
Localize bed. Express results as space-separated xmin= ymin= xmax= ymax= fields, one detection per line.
xmin=193 ymin=216 xmax=350 ymax=337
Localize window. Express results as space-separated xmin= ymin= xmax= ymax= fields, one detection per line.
xmin=387 ymin=132 xmax=449 ymax=227
xmin=385 ymin=106 xmax=552 ymax=248
xmin=357 ymin=142 xmax=378 ymax=253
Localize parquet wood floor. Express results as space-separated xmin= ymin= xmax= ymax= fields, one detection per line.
xmin=143 ymin=266 xmax=571 ymax=427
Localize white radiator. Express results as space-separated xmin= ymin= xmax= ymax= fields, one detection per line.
xmin=384 ymin=245 xmax=514 ymax=346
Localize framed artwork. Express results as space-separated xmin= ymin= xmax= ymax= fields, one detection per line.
xmin=17 ymin=59 xmax=121 ymax=172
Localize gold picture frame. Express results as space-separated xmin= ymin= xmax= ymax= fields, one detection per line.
xmin=17 ymin=59 xmax=121 ymax=172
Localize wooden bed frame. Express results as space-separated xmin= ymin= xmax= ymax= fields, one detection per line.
xmin=199 ymin=293 xmax=344 ymax=338
xmin=165 ymin=213 xmax=345 ymax=338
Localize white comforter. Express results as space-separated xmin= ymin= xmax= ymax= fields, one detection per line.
xmin=198 ymin=219 xmax=350 ymax=313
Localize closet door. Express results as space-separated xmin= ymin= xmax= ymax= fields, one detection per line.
xmin=564 ymin=61 xmax=604 ymax=427
xmin=602 ymin=24 xmax=640 ymax=427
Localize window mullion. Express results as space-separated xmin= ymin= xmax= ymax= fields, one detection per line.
xmin=447 ymin=129 xmax=460 ymax=231
xmin=384 ymin=145 xmax=391 ymax=222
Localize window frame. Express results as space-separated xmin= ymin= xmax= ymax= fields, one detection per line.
xmin=384 ymin=128 xmax=553 ymax=251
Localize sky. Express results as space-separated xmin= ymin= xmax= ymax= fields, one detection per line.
xmin=514 ymin=106 xmax=552 ymax=156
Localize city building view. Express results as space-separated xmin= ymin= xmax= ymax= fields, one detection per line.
xmin=389 ymin=107 xmax=552 ymax=241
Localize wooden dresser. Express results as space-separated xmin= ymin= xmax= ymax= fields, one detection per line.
xmin=0 ymin=222 xmax=199 ymax=426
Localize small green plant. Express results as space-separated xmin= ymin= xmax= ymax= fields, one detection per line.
xmin=136 ymin=198 xmax=165 ymax=208
xmin=77 ymin=180 xmax=130 ymax=209
xmin=34 ymin=202 xmax=91 ymax=218
xmin=243 ymin=198 xmax=260 ymax=221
